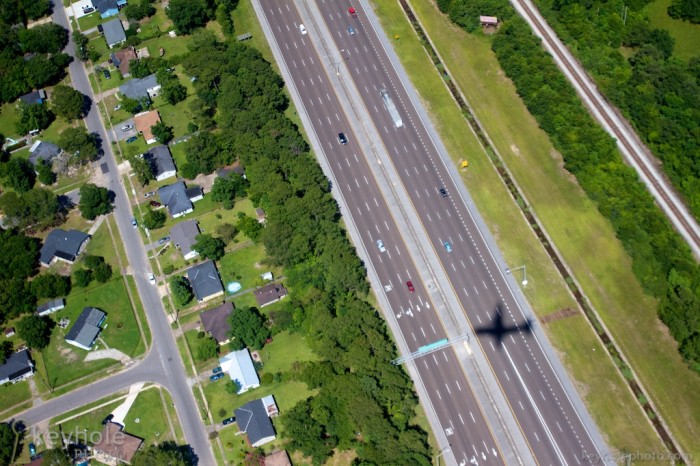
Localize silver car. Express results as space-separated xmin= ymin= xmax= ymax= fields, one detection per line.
xmin=376 ymin=239 xmax=386 ymax=253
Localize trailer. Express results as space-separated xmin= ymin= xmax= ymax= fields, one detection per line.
xmin=380 ymin=88 xmax=403 ymax=128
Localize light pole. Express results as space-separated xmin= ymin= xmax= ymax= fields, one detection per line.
xmin=506 ymin=265 xmax=528 ymax=286
xmin=324 ymin=49 xmax=346 ymax=76
xmin=434 ymin=446 xmax=451 ymax=466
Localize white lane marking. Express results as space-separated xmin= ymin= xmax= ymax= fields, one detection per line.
xmin=384 ymin=221 xmax=390 ymax=231
xmin=470 ymin=255 xmax=475 ymax=264
xmin=463 ymin=287 xmax=469 ymax=297
xmin=470 ymin=411 xmax=476 ymax=423
xmin=458 ymin=413 xmax=464 ymax=425
xmin=504 ymin=370 xmax=510 ymax=381
xmin=476 ymin=314 xmax=482 ymax=324
xmin=420 ymin=327 xmax=426 ymax=338
xmin=436 ymin=389 xmax=441 ymax=400
xmin=445 ymin=383 xmax=451 ymax=395
xmin=430 ymin=323 xmax=436 ymax=334
xmin=442 ymin=351 xmax=448 ymax=362
xmin=519 ymin=401 xmax=525 ymax=410
xmin=412 ymin=332 xmax=417 ymax=342
xmin=373 ymin=197 xmax=379 ymax=207
xmin=489 ymin=341 xmax=495 ymax=352
xmin=461 ymin=260 xmax=466 ymax=269
xmin=456 ymin=380 xmax=462 ymax=391
xmin=432 ymin=354 xmax=439 ymax=365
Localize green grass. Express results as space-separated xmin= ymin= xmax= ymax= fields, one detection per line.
xmin=377 ymin=0 xmax=678 ymax=457
xmin=0 ymin=102 xmax=20 ymax=139
xmin=77 ymin=12 xmax=105 ymax=32
xmin=0 ymin=380 xmax=32 ymax=416
xmin=646 ymin=0 xmax=700 ymax=60
xmin=123 ymin=387 xmax=177 ymax=444
xmin=175 ymin=333 xmax=195 ymax=378
xmin=257 ymin=331 xmax=317 ymax=375
xmin=54 ymin=398 xmax=122 ymax=445
xmin=217 ymin=243 xmax=281 ymax=295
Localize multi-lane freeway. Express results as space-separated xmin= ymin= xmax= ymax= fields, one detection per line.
xmin=255 ymin=1 xmax=612 ymax=465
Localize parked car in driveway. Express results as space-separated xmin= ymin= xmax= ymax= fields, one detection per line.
xmin=210 ymin=373 xmax=224 ymax=382
xmin=121 ymin=124 xmax=133 ymax=131
xmin=157 ymin=236 xmax=170 ymax=245
xmin=29 ymin=443 xmax=36 ymax=456
xmin=126 ymin=136 xmax=138 ymax=143
xmin=144 ymin=191 xmax=156 ymax=198
xmin=213 ymin=366 xmax=222 ymax=374
xmin=103 ymin=69 xmax=111 ymax=80
xmin=149 ymin=201 xmax=162 ymax=207
xmin=222 ymin=416 xmax=236 ymax=425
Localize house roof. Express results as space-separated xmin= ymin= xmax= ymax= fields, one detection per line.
xmin=102 ymin=18 xmax=126 ymax=46
xmin=28 ymin=141 xmax=61 ymax=166
xmin=170 ymin=220 xmax=200 ymax=258
xmin=185 ymin=186 xmax=203 ymax=200
xmin=111 ymin=47 xmax=137 ymax=75
xmin=19 ymin=90 xmax=46 ymax=105
xmin=39 ymin=229 xmax=90 ymax=265
xmin=36 ymin=298 xmax=66 ymax=316
xmin=234 ymin=399 xmax=276 ymax=446
xmin=65 ymin=307 xmax=106 ymax=349
xmin=119 ymin=74 xmax=159 ymax=100
xmin=200 ymin=302 xmax=233 ymax=343
xmin=480 ymin=15 xmax=498 ymax=24
xmin=93 ymin=0 xmax=124 ymax=15
xmin=133 ymin=110 xmax=161 ymax=144
xmin=0 ymin=349 xmax=33 ymax=383
xmin=265 ymin=450 xmax=292 ymax=466
xmin=93 ymin=422 xmax=143 ymax=463
xmin=253 ymin=283 xmax=288 ymax=308
xmin=261 ymin=395 xmax=278 ymax=417
xmin=186 ymin=260 xmax=224 ymax=301
xmin=220 ymin=349 xmax=259 ymax=392
xmin=158 ymin=180 xmax=193 ymax=217
xmin=145 ymin=145 xmax=176 ymax=178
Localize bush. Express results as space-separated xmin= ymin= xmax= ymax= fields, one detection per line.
xmin=260 ymin=372 xmax=273 ymax=385
xmin=143 ymin=209 xmax=166 ymax=230
xmin=73 ymin=269 xmax=93 ymax=287
xmin=170 ymin=276 xmax=193 ymax=306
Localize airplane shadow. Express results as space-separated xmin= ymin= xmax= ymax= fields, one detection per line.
xmin=474 ymin=302 xmax=532 ymax=347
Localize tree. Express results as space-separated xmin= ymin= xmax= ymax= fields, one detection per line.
xmin=18 ymin=23 xmax=68 ymax=54
xmin=143 ymin=209 xmax=166 ymax=230
xmin=79 ymin=183 xmax=113 ymax=220
xmin=73 ymin=31 xmax=90 ymax=62
xmin=0 ymin=278 xmax=36 ymax=323
xmin=283 ymin=399 xmax=336 ymax=463
xmin=211 ymin=173 xmax=247 ymax=209
xmin=0 ymin=189 xmax=62 ymax=231
xmin=192 ymin=234 xmax=225 ymax=261
xmin=84 ymin=254 xmax=105 ymax=269
xmin=93 ymin=262 xmax=113 ymax=283
xmin=169 ymin=276 xmax=193 ymax=306
xmin=235 ymin=213 xmax=263 ymax=242
xmin=215 ymin=223 xmax=238 ymax=242
xmin=166 ymin=0 xmax=210 ymax=34
xmin=196 ymin=337 xmax=218 ymax=361
xmin=36 ymin=159 xmax=56 ymax=185
xmin=73 ymin=269 xmax=92 ymax=287
xmin=41 ymin=448 xmax=72 ymax=466
xmin=51 ymin=84 xmax=86 ymax=121
xmin=31 ymin=273 xmax=71 ymax=298
xmin=0 ymin=229 xmax=41 ymax=280
xmin=124 ymin=0 xmax=156 ymax=21
xmin=58 ymin=127 xmax=98 ymax=163
xmin=0 ymin=423 xmax=15 ymax=466
xmin=17 ymin=315 xmax=52 ymax=350
xmin=0 ymin=341 xmax=13 ymax=365
xmin=162 ymin=81 xmax=187 ymax=105
xmin=151 ymin=121 xmax=173 ymax=144
xmin=228 ymin=307 xmax=270 ymax=350
xmin=2 ymin=157 xmax=36 ymax=192
xmin=15 ymin=102 xmax=54 ymax=135
xmin=224 ymin=379 xmax=242 ymax=394
xmin=121 ymin=96 xmax=149 ymax=114
xmin=127 ymin=150 xmax=154 ymax=186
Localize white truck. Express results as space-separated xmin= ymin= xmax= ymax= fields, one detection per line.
xmin=380 ymin=88 xmax=403 ymax=128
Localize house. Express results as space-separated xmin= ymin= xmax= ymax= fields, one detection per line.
xmin=119 ymin=74 xmax=161 ymax=101
xmin=93 ymin=0 xmax=128 ymax=18
xmin=170 ymin=220 xmax=200 ymax=260
xmin=234 ymin=398 xmax=276 ymax=447
xmin=19 ymin=89 xmax=46 ymax=105
xmin=4 ymin=328 xmax=15 ymax=338
xmin=145 ymin=145 xmax=176 ymax=181
xmin=133 ymin=110 xmax=161 ymax=145
xmin=265 ymin=450 xmax=292 ymax=466
xmin=217 ymin=161 xmax=246 ymax=179
xmin=92 ymin=422 xmax=143 ymax=464
xmin=253 ymin=283 xmax=288 ymax=308
xmin=158 ymin=181 xmax=203 ymax=218
xmin=64 ymin=307 xmax=106 ymax=350
xmin=101 ymin=18 xmax=126 ymax=48
xmin=0 ymin=349 xmax=35 ymax=384
xmin=200 ymin=302 xmax=234 ymax=344
xmin=219 ymin=349 xmax=259 ymax=393
xmin=186 ymin=260 xmax=224 ymax=303
xmin=28 ymin=140 xmax=62 ymax=166
xmin=255 ymin=208 xmax=266 ymax=224
xmin=39 ymin=229 xmax=90 ymax=267
xmin=110 ymin=46 xmax=137 ymax=76
xmin=480 ymin=15 xmax=498 ymax=27
xmin=36 ymin=298 xmax=66 ymax=317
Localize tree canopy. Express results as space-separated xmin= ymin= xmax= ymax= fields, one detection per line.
xmin=0 ymin=423 xmax=15 ymax=466
xmin=31 ymin=273 xmax=71 ymax=298
xmin=142 ymin=209 xmax=166 ymax=230
xmin=211 ymin=173 xmax=247 ymax=209
xmin=228 ymin=307 xmax=270 ymax=350
xmin=166 ymin=0 xmax=211 ymax=35
xmin=0 ymin=188 xmax=62 ymax=231
xmin=15 ymin=102 xmax=54 ymax=135
xmin=192 ymin=234 xmax=225 ymax=261
xmin=170 ymin=276 xmax=193 ymax=307
xmin=131 ymin=442 xmax=197 ymax=466
xmin=51 ymin=84 xmax=87 ymax=121
xmin=58 ymin=127 xmax=98 ymax=164
xmin=17 ymin=314 xmax=52 ymax=350
xmin=2 ymin=157 xmax=36 ymax=192
xmin=78 ymin=183 xmax=113 ymax=220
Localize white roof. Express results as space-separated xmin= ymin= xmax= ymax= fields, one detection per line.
xmin=219 ymin=349 xmax=259 ymax=393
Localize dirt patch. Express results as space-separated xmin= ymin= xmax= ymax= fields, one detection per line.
xmin=192 ymin=172 xmax=217 ymax=193
xmin=59 ymin=347 xmax=80 ymax=363
xmin=510 ymin=144 xmax=520 ymax=157
xmin=540 ymin=307 xmax=579 ymax=324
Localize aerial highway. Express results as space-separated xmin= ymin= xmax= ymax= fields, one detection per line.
xmin=255 ymin=1 xmax=613 ymax=465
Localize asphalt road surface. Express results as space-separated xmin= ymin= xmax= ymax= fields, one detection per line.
xmin=256 ymin=1 xmax=612 ymax=465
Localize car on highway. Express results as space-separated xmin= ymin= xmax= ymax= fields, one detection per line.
xmin=121 ymin=124 xmax=133 ymax=131
xmin=406 ymin=281 xmax=415 ymax=293
xmin=157 ymin=236 xmax=170 ymax=245
xmin=376 ymin=239 xmax=386 ymax=252
xmin=210 ymin=373 xmax=224 ymax=382
xmin=444 ymin=241 xmax=452 ymax=253
xmin=222 ymin=416 xmax=236 ymax=425
xmin=348 ymin=7 xmax=357 ymax=16
xmin=212 ymin=366 xmax=223 ymax=374
xmin=348 ymin=26 xmax=356 ymax=35
xmin=148 ymin=273 xmax=156 ymax=285
xmin=338 ymin=132 xmax=348 ymax=145
xmin=299 ymin=24 xmax=307 ymax=35
xmin=149 ymin=200 xmax=162 ymax=207
xmin=439 ymin=188 xmax=448 ymax=198
xmin=126 ymin=136 xmax=138 ymax=143
xmin=131 ymin=218 xmax=137 ymax=228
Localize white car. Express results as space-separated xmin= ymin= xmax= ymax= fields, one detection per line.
xmin=299 ymin=24 xmax=307 ymax=35
xmin=147 ymin=273 xmax=156 ymax=285
xmin=121 ymin=124 xmax=133 ymax=131
xmin=376 ymin=239 xmax=386 ymax=253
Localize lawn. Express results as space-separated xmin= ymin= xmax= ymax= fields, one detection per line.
xmin=256 ymin=331 xmax=317 ymax=375
xmin=123 ymin=387 xmax=178 ymax=444
xmin=53 ymin=398 xmax=122 ymax=446
xmin=0 ymin=102 xmax=20 ymax=139
xmin=0 ymin=381 xmax=32 ymax=417
xmin=392 ymin=0 xmax=698 ymax=458
xmin=646 ymin=0 xmax=700 ymax=60
xmin=217 ymin=242 xmax=283 ymax=296
xmin=76 ymin=11 xmax=104 ymax=32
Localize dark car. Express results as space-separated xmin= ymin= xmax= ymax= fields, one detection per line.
xmin=149 ymin=201 xmax=162 ymax=207
xmin=126 ymin=136 xmax=138 ymax=143
xmin=101 ymin=414 xmax=114 ymax=426
xmin=212 ymin=366 xmax=223 ymax=374
xmin=222 ymin=416 xmax=236 ymax=426
xmin=157 ymin=236 xmax=170 ymax=245
xmin=406 ymin=281 xmax=415 ymax=293
xmin=103 ymin=69 xmax=111 ymax=80
xmin=338 ymin=132 xmax=348 ymax=145
xmin=29 ymin=443 xmax=36 ymax=456
xmin=439 ymin=188 xmax=448 ymax=198
xmin=210 ymin=373 xmax=224 ymax=382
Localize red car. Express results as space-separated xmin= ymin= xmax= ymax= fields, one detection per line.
xmin=348 ymin=7 xmax=357 ymax=17
xmin=149 ymin=201 xmax=161 ymax=207
xmin=406 ymin=281 xmax=415 ymax=293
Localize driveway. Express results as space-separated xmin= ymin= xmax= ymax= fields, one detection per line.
xmin=112 ymin=118 xmax=136 ymax=142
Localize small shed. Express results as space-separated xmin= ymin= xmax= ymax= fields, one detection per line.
xmin=480 ymin=16 xmax=498 ymax=28
xmin=4 ymin=328 xmax=15 ymax=338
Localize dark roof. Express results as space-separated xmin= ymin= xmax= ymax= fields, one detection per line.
xmin=158 ymin=181 xmax=193 ymax=217
xmin=93 ymin=422 xmax=143 ymax=463
xmin=186 ymin=261 xmax=224 ymax=301
xmin=93 ymin=0 xmax=119 ymax=15
xmin=65 ymin=307 xmax=106 ymax=349
xmin=119 ymin=74 xmax=159 ymax=100
xmin=110 ymin=47 xmax=137 ymax=75
xmin=36 ymin=298 xmax=65 ymax=316
xmin=0 ymin=349 xmax=33 ymax=383
xmin=234 ymin=399 xmax=276 ymax=446
xmin=200 ymin=302 xmax=233 ymax=343
xmin=170 ymin=220 xmax=200 ymax=258
xmin=28 ymin=141 xmax=61 ymax=166
xmin=185 ymin=186 xmax=203 ymax=200
xmin=102 ymin=18 xmax=126 ymax=46
xmin=19 ymin=90 xmax=46 ymax=105
xmin=39 ymin=229 xmax=90 ymax=266
xmin=254 ymin=283 xmax=288 ymax=308
xmin=145 ymin=145 xmax=176 ymax=178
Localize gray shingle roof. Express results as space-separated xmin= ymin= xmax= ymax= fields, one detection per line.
xmin=28 ymin=141 xmax=61 ymax=166
xmin=170 ymin=220 xmax=200 ymax=258
xmin=93 ymin=0 xmax=119 ymax=15
xmin=36 ymin=298 xmax=65 ymax=316
xmin=145 ymin=145 xmax=176 ymax=179
xmin=19 ymin=90 xmax=46 ymax=105
xmin=65 ymin=307 xmax=106 ymax=350
xmin=0 ymin=349 xmax=33 ymax=383
xmin=158 ymin=181 xmax=193 ymax=217
xmin=119 ymin=74 xmax=159 ymax=100
xmin=200 ymin=302 xmax=233 ymax=343
xmin=39 ymin=229 xmax=90 ymax=266
xmin=253 ymin=283 xmax=288 ymax=308
xmin=102 ymin=18 xmax=126 ymax=47
xmin=186 ymin=260 xmax=224 ymax=302
xmin=234 ymin=399 xmax=276 ymax=446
